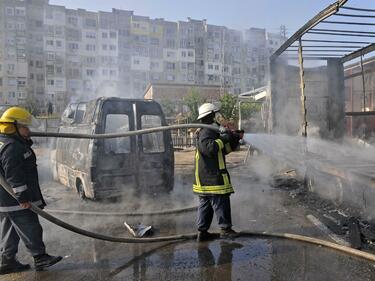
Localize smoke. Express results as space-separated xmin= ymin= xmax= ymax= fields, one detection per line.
xmin=244 ymin=133 xmax=375 ymax=219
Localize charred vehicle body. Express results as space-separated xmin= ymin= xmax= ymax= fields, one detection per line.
xmin=52 ymin=97 xmax=174 ymax=200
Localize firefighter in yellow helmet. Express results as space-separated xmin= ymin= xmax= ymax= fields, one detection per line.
xmin=0 ymin=107 xmax=62 ymax=274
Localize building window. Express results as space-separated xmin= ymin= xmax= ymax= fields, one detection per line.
xmin=110 ymin=70 xmax=116 ymax=76
xmin=214 ymin=65 xmax=219 ymax=71
xmin=15 ymin=7 xmax=26 ymax=16
xmin=166 ymin=40 xmax=175 ymax=48
xmin=35 ymin=61 xmax=43 ymax=68
xmin=86 ymin=44 xmax=96 ymax=51
xmin=166 ymin=62 xmax=175 ymax=70
xmin=46 ymin=40 xmax=54 ymax=46
xmin=109 ymin=45 xmax=116 ymax=51
xmin=102 ymin=44 xmax=107 ymax=51
xmin=181 ymin=62 xmax=187 ymax=69
xmin=208 ymin=64 xmax=213 ymax=70
xmin=102 ymin=32 xmax=108 ymax=38
xmin=56 ymin=40 xmax=62 ymax=48
xmin=86 ymin=69 xmax=95 ymax=76
xmin=86 ymin=57 xmax=96 ymax=64
xmin=85 ymin=18 xmax=97 ymax=28
xmin=46 ymin=65 xmax=54 ymax=74
xmin=47 ymin=79 xmax=54 ymax=86
xmin=166 ymin=74 xmax=175 ymax=81
xmin=56 ymin=66 xmax=63 ymax=74
xmin=110 ymin=31 xmax=117 ymax=39
xmin=68 ymin=43 xmax=79 ymax=50
xmin=6 ymin=7 xmax=14 ymax=16
xmin=7 ymin=64 xmax=15 ymax=72
xmin=55 ymin=80 xmax=64 ymax=88
xmin=181 ymin=51 xmax=186 ymax=57
xmin=86 ymin=32 xmax=96 ymax=39
xmin=68 ymin=17 xmax=78 ymax=26
xmin=188 ymin=51 xmax=194 ymax=57
xmin=102 ymin=69 xmax=108 ymax=76
xmin=134 ymin=59 xmax=140 ymax=65
xmin=0 ymin=78 xmax=2 ymax=86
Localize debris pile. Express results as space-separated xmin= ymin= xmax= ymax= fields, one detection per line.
xmin=272 ymin=171 xmax=375 ymax=250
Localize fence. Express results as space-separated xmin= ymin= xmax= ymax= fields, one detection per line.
xmin=171 ymin=134 xmax=196 ymax=149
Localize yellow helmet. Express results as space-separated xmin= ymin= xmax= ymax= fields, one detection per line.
xmin=0 ymin=107 xmax=32 ymax=126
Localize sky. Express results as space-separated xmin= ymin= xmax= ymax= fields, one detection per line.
xmin=48 ymin=0 xmax=375 ymax=35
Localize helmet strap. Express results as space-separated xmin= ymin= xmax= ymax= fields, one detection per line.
xmin=14 ymin=121 xmax=21 ymax=137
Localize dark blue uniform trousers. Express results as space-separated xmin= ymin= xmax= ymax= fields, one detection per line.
xmin=0 ymin=211 xmax=46 ymax=259
xmin=197 ymin=195 xmax=232 ymax=231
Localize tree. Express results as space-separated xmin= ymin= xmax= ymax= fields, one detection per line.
xmin=183 ymin=88 xmax=205 ymax=122
xmin=219 ymin=92 xmax=237 ymax=120
xmin=24 ymin=96 xmax=40 ymax=116
xmin=240 ymin=102 xmax=262 ymax=120
xmin=219 ymin=93 xmax=262 ymax=127
xmin=159 ymin=98 xmax=175 ymax=117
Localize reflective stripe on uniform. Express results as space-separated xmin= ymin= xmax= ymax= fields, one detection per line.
xmin=0 ymin=200 xmax=43 ymax=212
xmin=215 ymin=139 xmax=224 ymax=150
xmin=216 ymin=140 xmax=230 ymax=187
xmin=12 ymin=185 xmax=27 ymax=194
xmin=225 ymin=143 xmax=232 ymax=153
xmin=193 ymin=138 xmax=234 ymax=195
xmin=193 ymin=184 xmax=234 ymax=194
xmin=195 ymin=150 xmax=201 ymax=187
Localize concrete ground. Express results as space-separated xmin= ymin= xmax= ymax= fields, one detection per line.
xmin=0 ymin=150 xmax=375 ymax=281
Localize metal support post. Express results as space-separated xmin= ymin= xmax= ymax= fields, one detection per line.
xmin=238 ymin=101 xmax=242 ymax=130
xmin=298 ymin=39 xmax=308 ymax=138
xmin=360 ymin=55 xmax=366 ymax=112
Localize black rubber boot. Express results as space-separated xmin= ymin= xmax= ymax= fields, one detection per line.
xmin=196 ymin=231 xmax=218 ymax=242
xmin=220 ymin=228 xmax=240 ymax=239
xmin=34 ymin=254 xmax=62 ymax=271
xmin=0 ymin=257 xmax=30 ymax=275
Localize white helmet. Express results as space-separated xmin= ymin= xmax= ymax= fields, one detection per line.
xmin=197 ymin=103 xmax=219 ymax=120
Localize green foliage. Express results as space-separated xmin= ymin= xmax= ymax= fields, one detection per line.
xmin=183 ymin=88 xmax=205 ymax=122
xmin=240 ymin=102 xmax=262 ymax=120
xmin=24 ymin=97 xmax=40 ymax=116
xmin=159 ymin=98 xmax=175 ymax=117
xmin=219 ymin=93 xmax=237 ymax=120
xmin=219 ymin=93 xmax=262 ymax=123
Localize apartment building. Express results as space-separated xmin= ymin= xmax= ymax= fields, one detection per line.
xmin=0 ymin=0 xmax=285 ymax=114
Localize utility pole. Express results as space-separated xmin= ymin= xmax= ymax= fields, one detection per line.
xmin=220 ymin=27 xmax=225 ymax=96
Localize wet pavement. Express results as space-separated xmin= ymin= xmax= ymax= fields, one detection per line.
xmin=1 ymin=151 xmax=375 ymax=280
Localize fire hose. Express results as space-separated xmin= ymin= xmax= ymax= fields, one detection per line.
xmin=0 ymin=123 xmax=373 ymax=263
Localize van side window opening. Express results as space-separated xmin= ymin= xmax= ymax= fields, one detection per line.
xmin=75 ymin=103 xmax=87 ymax=124
xmin=141 ymin=115 xmax=165 ymax=153
xmin=104 ymin=114 xmax=131 ymax=154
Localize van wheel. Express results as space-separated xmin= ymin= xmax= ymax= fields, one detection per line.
xmin=77 ymin=181 xmax=86 ymax=200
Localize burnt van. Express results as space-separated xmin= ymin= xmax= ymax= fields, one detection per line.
xmin=52 ymin=97 xmax=174 ymax=200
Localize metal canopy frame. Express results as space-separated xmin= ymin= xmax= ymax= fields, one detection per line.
xmin=270 ymin=0 xmax=375 ymax=138
xmin=270 ymin=0 xmax=375 ymax=62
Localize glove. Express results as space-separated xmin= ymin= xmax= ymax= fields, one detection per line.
xmin=234 ymin=130 xmax=245 ymax=139
xmin=219 ymin=132 xmax=231 ymax=144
